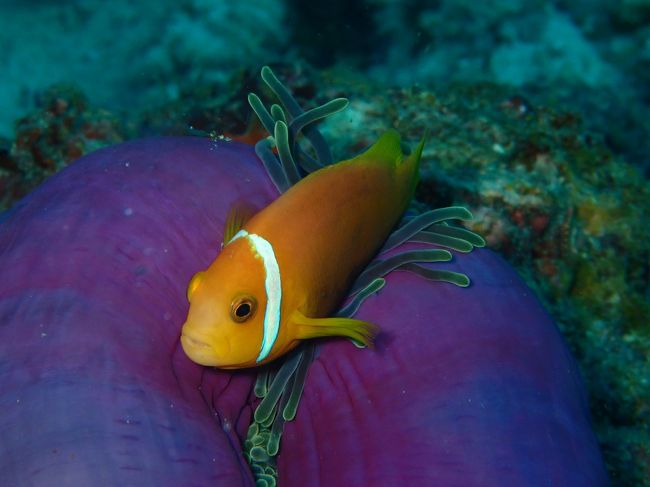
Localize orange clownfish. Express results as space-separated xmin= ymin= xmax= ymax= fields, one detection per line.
xmin=180 ymin=130 xmax=423 ymax=369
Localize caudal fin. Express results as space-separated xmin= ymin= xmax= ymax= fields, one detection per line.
xmin=356 ymin=129 xmax=425 ymax=199
xmin=400 ymin=132 xmax=425 ymax=195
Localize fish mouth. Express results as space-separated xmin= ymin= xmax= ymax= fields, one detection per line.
xmin=180 ymin=334 xmax=210 ymax=349
xmin=180 ymin=331 xmax=232 ymax=367
xmin=180 ymin=334 xmax=249 ymax=369
xmin=180 ymin=333 xmax=218 ymax=366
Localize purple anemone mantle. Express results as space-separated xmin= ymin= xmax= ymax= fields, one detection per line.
xmin=0 ymin=137 xmax=608 ymax=486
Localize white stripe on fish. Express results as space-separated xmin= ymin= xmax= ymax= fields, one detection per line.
xmin=230 ymin=229 xmax=282 ymax=362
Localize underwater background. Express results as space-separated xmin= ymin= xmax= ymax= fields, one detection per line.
xmin=0 ymin=0 xmax=648 ymax=485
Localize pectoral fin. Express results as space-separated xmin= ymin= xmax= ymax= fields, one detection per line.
xmin=291 ymin=309 xmax=379 ymax=348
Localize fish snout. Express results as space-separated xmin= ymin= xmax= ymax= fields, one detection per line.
xmin=180 ymin=323 xmax=231 ymax=367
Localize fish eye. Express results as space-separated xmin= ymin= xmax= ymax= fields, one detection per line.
xmin=187 ymin=271 xmax=205 ymax=302
xmin=230 ymin=295 xmax=257 ymax=323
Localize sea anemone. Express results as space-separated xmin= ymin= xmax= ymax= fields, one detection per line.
xmin=0 ymin=69 xmax=607 ymax=486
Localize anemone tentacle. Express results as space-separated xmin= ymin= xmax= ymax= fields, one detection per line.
xmin=380 ymin=206 xmax=482 ymax=253
xmin=260 ymin=66 xmax=334 ymax=166
xmin=351 ymin=249 xmax=452 ymax=295
xmin=274 ymin=120 xmax=301 ymax=186
xmin=244 ymin=345 xmax=314 ymax=481
xmin=337 ymin=278 xmax=386 ymax=318
xmin=254 ymin=138 xmax=290 ymax=192
xmin=249 ymin=67 xmax=348 ymax=194
xmin=254 ymin=350 xmax=302 ymax=423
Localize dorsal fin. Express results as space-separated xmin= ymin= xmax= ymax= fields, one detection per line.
xmin=223 ymin=203 xmax=255 ymax=245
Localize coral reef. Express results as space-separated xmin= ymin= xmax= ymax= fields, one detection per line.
xmin=0 ymin=85 xmax=122 ymax=211
xmin=365 ymin=0 xmax=649 ymax=174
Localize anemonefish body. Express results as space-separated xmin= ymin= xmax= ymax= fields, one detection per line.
xmin=181 ymin=130 xmax=423 ymax=369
